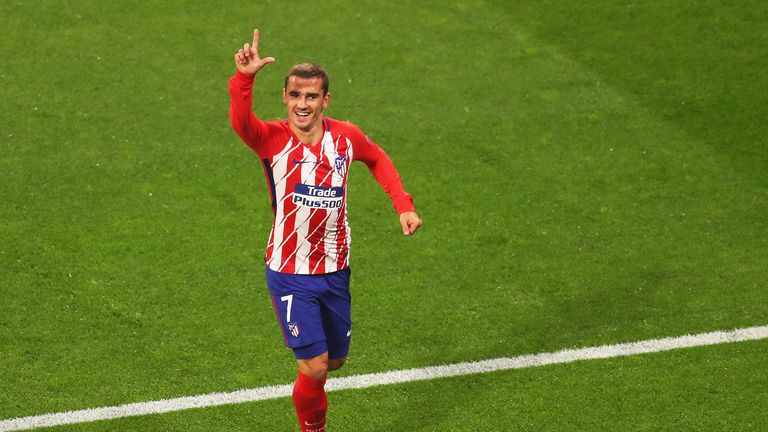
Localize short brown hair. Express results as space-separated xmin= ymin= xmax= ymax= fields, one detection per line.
xmin=284 ymin=63 xmax=329 ymax=95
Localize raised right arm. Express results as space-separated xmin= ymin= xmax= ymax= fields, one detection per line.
xmin=229 ymin=71 xmax=267 ymax=152
xmin=229 ymin=28 xmax=276 ymax=154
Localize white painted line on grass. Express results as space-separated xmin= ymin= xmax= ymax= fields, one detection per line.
xmin=2 ymin=325 xmax=767 ymax=431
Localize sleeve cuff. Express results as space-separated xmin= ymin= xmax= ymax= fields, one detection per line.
xmin=234 ymin=69 xmax=256 ymax=83
xmin=394 ymin=194 xmax=415 ymax=214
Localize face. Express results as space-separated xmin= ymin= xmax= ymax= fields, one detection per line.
xmin=283 ymin=75 xmax=330 ymax=134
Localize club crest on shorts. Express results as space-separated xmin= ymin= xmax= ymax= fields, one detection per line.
xmin=288 ymin=322 xmax=300 ymax=338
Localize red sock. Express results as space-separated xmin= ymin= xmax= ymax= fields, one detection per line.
xmin=292 ymin=372 xmax=327 ymax=432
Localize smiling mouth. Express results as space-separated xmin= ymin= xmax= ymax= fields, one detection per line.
xmin=295 ymin=111 xmax=311 ymax=118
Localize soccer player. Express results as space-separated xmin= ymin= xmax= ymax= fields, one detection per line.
xmin=229 ymin=29 xmax=422 ymax=432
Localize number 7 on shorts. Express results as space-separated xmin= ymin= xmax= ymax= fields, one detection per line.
xmin=280 ymin=295 xmax=293 ymax=322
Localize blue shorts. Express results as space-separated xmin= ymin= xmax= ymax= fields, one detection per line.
xmin=266 ymin=267 xmax=352 ymax=360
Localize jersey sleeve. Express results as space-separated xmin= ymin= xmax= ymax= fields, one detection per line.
xmin=350 ymin=126 xmax=416 ymax=215
xmin=228 ymin=70 xmax=282 ymax=156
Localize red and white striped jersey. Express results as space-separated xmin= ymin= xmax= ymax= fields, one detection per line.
xmin=229 ymin=71 xmax=415 ymax=274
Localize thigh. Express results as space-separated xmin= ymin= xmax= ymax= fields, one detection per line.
xmin=320 ymin=267 xmax=352 ymax=358
xmin=266 ymin=268 xmax=326 ymax=350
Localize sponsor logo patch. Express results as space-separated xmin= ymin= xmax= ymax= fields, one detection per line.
xmin=293 ymin=184 xmax=344 ymax=209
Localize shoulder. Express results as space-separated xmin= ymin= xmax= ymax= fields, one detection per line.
xmin=254 ymin=119 xmax=295 ymax=157
xmin=325 ymin=118 xmax=368 ymax=144
xmin=260 ymin=118 xmax=292 ymax=137
xmin=272 ymin=118 xmax=291 ymax=130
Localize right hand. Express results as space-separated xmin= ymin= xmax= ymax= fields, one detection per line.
xmin=399 ymin=211 xmax=423 ymax=236
xmin=234 ymin=28 xmax=276 ymax=76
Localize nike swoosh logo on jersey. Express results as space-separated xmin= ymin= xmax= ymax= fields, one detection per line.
xmin=305 ymin=419 xmax=325 ymax=426
xmin=292 ymin=158 xmax=317 ymax=165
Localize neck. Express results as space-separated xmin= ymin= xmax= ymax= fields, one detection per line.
xmin=290 ymin=121 xmax=324 ymax=146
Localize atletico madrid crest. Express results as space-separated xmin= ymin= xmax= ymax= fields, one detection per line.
xmin=334 ymin=155 xmax=347 ymax=176
xmin=288 ymin=322 xmax=300 ymax=337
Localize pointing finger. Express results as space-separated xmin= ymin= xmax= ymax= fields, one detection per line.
xmin=253 ymin=29 xmax=264 ymax=59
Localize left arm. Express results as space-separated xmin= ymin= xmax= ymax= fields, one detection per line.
xmin=352 ymin=132 xmax=422 ymax=236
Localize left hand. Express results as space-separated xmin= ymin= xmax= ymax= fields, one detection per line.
xmin=399 ymin=211 xmax=422 ymax=236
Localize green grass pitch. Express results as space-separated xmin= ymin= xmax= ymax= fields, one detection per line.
xmin=1 ymin=0 xmax=767 ymax=431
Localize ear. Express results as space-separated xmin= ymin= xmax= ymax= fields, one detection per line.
xmin=282 ymin=88 xmax=287 ymax=105
xmin=323 ymin=92 xmax=331 ymax=109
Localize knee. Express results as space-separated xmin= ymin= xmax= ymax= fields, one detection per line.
xmin=327 ymin=356 xmax=347 ymax=372
xmin=298 ymin=355 xmax=329 ymax=381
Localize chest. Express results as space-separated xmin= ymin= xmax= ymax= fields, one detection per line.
xmin=275 ymin=132 xmax=352 ymax=187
